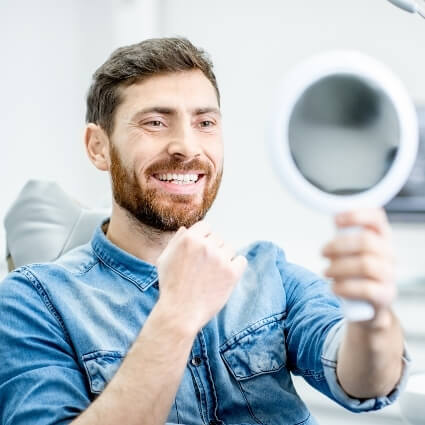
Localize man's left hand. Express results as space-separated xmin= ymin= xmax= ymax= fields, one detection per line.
xmin=322 ymin=208 xmax=397 ymax=316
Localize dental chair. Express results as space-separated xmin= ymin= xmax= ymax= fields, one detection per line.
xmin=4 ymin=180 xmax=109 ymax=271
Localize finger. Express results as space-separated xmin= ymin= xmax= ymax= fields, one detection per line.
xmin=335 ymin=208 xmax=392 ymax=239
xmin=188 ymin=220 xmax=212 ymax=238
xmin=220 ymin=243 xmax=236 ymax=261
xmin=324 ymin=255 xmax=394 ymax=283
xmin=331 ymin=279 xmax=397 ymax=307
xmin=322 ymin=230 xmax=394 ymax=260
xmin=205 ymin=232 xmax=225 ymax=248
xmin=231 ymin=255 xmax=248 ymax=278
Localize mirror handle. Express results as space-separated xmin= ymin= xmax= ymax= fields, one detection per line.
xmin=336 ymin=226 xmax=376 ymax=322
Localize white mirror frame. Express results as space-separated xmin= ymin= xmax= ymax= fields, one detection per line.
xmin=270 ymin=51 xmax=419 ymax=214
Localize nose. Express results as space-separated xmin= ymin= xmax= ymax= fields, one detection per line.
xmin=167 ymin=122 xmax=201 ymax=159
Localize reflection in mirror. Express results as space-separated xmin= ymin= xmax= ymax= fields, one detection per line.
xmin=288 ymin=75 xmax=400 ymax=195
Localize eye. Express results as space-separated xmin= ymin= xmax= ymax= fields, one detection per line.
xmin=147 ymin=120 xmax=164 ymax=127
xmin=200 ymin=120 xmax=214 ymax=128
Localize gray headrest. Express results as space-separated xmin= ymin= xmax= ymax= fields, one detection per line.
xmin=4 ymin=180 xmax=109 ymax=268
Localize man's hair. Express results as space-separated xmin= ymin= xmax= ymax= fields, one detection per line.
xmin=86 ymin=37 xmax=220 ymax=135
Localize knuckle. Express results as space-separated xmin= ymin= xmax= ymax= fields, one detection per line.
xmin=360 ymin=232 xmax=372 ymax=251
xmin=180 ymin=233 xmax=193 ymax=248
xmin=201 ymin=240 xmax=213 ymax=255
xmin=226 ymin=247 xmax=236 ymax=259
xmin=182 ymin=232 xmax=202 ymax=251
xmin=360 ymin=255 xmax=372 ymax=275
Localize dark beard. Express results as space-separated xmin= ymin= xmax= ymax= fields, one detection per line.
xmin=109 ymin=143 xmax=222 ymax=231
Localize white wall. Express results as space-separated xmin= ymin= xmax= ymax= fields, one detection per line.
xmin=1 ymin=0 xmax=424 ymax=283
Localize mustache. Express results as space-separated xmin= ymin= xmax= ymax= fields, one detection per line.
xmin=146 ymin=157 xmax=211 ymax=175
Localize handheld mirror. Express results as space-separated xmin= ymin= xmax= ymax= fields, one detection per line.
xmin=270 ymin=51 xmax=418 ymax=321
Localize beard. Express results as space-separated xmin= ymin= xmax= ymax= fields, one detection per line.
xmin=109 ymin=143 xmax=222 ymax=231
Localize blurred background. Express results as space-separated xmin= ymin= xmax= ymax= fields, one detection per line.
xmin=1 ymin=1 xmax=424 ymax=424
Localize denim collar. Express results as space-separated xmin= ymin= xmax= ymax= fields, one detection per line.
xmin=91 ymin=220 xmax=158 ymax=292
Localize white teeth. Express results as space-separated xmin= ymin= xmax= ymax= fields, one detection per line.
xmin=157 ymin=173 xmax=200 ymax=183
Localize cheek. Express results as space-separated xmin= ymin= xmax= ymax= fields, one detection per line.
xmin=206 ymin=142 xmax=224 ymax=172
xmin=129 ymin=149 xmax=151 ymax=180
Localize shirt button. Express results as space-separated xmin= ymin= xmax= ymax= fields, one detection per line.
xmin=191 ymin=356 xmax=202 ymax=367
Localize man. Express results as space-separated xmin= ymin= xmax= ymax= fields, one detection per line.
xmin=0 ymin=38 xmax=409 ymax=425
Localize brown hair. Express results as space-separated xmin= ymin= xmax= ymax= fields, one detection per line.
xmin=86 ymin=37 xmax=220 ymax=135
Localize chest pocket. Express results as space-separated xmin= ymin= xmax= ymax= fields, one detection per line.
xmin=82 ymin=350 xmax=125 ymax=394
xmin=82 ymin=350 xmax=179 ymax=422
xmin=220 ymin=313 xmax=310 ymax=425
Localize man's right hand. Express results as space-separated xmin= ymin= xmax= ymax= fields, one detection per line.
xmin=156 ymin=220 xmax=247 ymax=334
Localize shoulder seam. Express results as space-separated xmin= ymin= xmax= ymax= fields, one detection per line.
xmin=18 ymin=267 xmax=72 ymax=345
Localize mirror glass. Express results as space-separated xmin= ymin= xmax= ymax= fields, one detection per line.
xmin=288 ymin=75 xmax=401 ymax=195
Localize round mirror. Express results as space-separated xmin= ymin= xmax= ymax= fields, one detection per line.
xmin=270 ymin=51 xmax=419 ymax=321
xmin=270 ymin=51 xmax=418 ymax=214
xmin=289 ymin=75 xmax=400 ymax=196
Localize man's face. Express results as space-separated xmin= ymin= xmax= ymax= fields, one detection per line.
xmin=108 ymin=69 xmax=223 ymax=231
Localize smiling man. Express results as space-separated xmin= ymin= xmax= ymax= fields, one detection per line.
xmin=0 ymin=38 xmax=409 ymax=425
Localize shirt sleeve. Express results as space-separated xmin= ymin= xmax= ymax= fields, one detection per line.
xmin=277 ymin=248 xmax=410 ymax=412
xmin=0 ymin=268 xmax=91 ymax=425
xmin=322 ymin=320 xmax=411 ymax=412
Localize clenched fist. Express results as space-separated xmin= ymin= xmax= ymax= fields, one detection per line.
xmin=156 ymin=221 xmax=247 ymax=334
xmin=322 ymin=208 xmax=397 ymax=319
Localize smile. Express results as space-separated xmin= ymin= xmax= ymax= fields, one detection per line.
xmin=151 ymin=172 xmax=206 ymax=194
xmin=155 ymin=173 xmax=200 ymax=185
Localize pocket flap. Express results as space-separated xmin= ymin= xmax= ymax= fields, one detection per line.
xmin=220 ymin=315 xmax=286 ymax=380
xmin=82 ymin=350 xmax=125 ymax=394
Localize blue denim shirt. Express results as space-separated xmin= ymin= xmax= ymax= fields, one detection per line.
xmin=0 ymin=223 xmax=409 ymax=425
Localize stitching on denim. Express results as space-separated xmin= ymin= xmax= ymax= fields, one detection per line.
xmin=188 ymin=362 xmax=208 ymax=424
xmin=174 ymin=398 xmax=180 ymax=424
xmin=291 ymin=366 xmax=325 ymax=381
xmin=235 ymin=378 xmax=264 ymax=425
xmin=82 ymin=350 xmax=125 ymax=361
xmin=19 ymin=267 xmax=72 ymax=345
xmin=91 ymin=238 xmax=158 ymax=291
xmin=320 ymin=355 xmax=337 ymax=367
xmin=294 ymin=412 xmax=311 ymax=425
xmin=193 ymin=359 xmax=209 ymax=423
xmin=199 ymin=330 xmax=222 ymax=423
xmin=81 ymin=357 xmax=101 ymax=394
xmin=231 ymin=363 xmax=287 ymax=381
xmin=219 ymin=311 xmax=286 ymax=351
xmin=81 ymin=350 xmax=125 ymax=394
xmin=95 ymin=253 xmax=157 ymax=292
xmin=73 ymin=257 xmax=100 ymax=276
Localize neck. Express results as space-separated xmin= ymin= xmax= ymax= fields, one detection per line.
xmin=106 ymin=203 xmax=175 ymax=265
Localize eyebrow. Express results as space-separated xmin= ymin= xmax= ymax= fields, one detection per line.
xmin=131 ymin=106 xmax=221 ymax=120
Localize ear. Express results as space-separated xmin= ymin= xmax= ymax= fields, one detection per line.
xmin=84 ymin=123 xmax=110 ymax=171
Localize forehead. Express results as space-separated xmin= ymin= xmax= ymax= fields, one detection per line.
xmin=117 ymin=69 xmax=219 ymax=114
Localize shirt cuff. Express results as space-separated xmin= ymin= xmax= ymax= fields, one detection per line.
xmin=321 ymin=319 xmax=411 ymax=413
